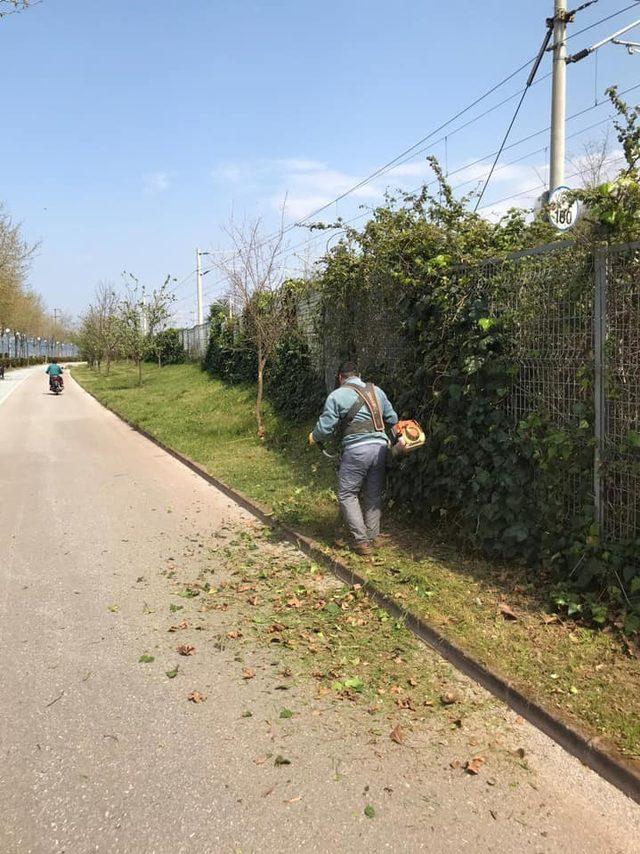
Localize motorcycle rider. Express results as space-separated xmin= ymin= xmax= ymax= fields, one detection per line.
xmin=45 ymin=359 xmax=64 ymax=391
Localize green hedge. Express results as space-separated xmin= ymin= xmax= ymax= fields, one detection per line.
xmin=145 ymin=329 xmax=186 ymax=365
xmin=202 ymin=310 xmax=325 ymax=422
xmin=0 ymin=356 xmax=82 ymax=368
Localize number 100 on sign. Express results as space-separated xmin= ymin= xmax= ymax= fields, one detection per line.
xmin=549 ymin=186 xmax=579 ymax=232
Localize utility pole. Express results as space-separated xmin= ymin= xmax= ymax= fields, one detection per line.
xmin=549 ymin=0 xmax=569 ymax=193
xmin=196 ymin=248 xmax=204 ymax=326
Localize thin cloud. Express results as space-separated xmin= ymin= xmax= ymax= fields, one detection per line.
xmin=143 ymin=171 xmax=170 ymax=193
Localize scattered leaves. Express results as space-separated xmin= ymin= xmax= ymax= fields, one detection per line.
xmin=138 ymin=654 xmax=155 ymax=664
xmin=274 ymin=755 xmax=291 ymax=766
xmin=177 ymin=644 xmax=196 ymax=656
xmin=166 ymin=665 xmax=179 ymax=679
xmin=279 ymin=708 xmax=294 ymax=719
xmin=168 ymin=620 xmax=189 ymax=632
xmin=364 ymin=805 xmax=376 ymax=819
xmin=242 ymin=667 xmax=256 ymax=680
xmin=187 ymin=690 xmax=206 ymax=704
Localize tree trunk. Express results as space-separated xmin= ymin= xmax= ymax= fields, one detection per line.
xmin=137 ymin=358 xmax=142 ymax=387
xmin=106 ymin=355 xmax=111 ymax=376
xmin=256 ymin=351 xmax=266 ymax=440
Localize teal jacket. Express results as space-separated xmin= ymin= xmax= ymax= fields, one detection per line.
xmin=46 ymin=364 xmax=63 ymax=376
xmin=312 ymin=377 xmax=398 ymax=448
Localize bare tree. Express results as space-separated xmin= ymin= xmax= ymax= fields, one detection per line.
xmin=215 ymin=212 xmax=290 ymax=438
xmin=0 ymin=1 xmax=41 ymax=18
xmin=570 ymin=130 xmax=614 ymax=189
xmin=88 ymin=282 xmax=121 ymax=374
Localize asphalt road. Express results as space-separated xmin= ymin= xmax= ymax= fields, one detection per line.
xmin=1 ymin=369 xmax=639 ymax=854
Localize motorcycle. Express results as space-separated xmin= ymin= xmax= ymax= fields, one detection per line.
xmin=49 ymin=375 xmax=64 ymax=395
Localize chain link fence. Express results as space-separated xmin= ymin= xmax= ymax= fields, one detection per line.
xmin=300 ymin=241 xmax=638 ymax=558
xmin=179 ymin=323 xmax=209 ymax=361
xmin=176 ymin=241 xmax=640 ymax=560
xmin=601 ymin=242 xmax=640 ymax=557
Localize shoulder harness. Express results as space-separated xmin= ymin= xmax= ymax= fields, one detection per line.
xmin=338 ymin=382 xmax=385 ymax=440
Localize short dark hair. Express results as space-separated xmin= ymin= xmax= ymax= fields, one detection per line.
xmin=338 ymin=361 xmax=357 ymax=377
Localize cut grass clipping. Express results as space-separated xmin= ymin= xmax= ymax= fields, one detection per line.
xmin=76 ymin=362 xmax=640 ymax=761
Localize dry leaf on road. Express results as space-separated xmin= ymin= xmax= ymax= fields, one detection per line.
xmin=465 ymin=756 xmax=486 ymax=775
xmin=242 ymin=667 xmax=256 ymax=679
xmin=177 ymin=644 xmax=196 ymax=656
xmin=498 ymin=603 xmax=518 ymax=620
xmin=389 ymin=724 xmax=405 ymax=745
xmin=187 ymin=691 xmax=206 ymax=704
xmin=168 ymin=620 xmax=189 ymax=632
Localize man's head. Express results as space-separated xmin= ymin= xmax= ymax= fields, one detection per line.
xmin=337 ymin=361 xmax=358 ymax=385
xmin=52 ymin=359 xmax=58 ymax=364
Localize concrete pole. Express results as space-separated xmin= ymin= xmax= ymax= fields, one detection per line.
xmin=196 ymin=249 xmax=204 ymax=326
xmin=549 ymin=0 xmax=568 ymax=192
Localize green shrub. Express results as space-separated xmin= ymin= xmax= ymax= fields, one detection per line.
xmin=146 ymin=328 xmax=186 ymax=365
xmin=264 ymin=331 xmax=325 ymax=422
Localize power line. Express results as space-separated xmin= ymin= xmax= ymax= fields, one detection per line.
xmin=477 ymin=152 xmax=625 ymax=212
xmin=289 ymin=0 xmax=629 ymax=227
xmin=179 ymin=72 xmax=639 ymax=315
xmin=568 ymin=2 xmax=640 ymax=42
xmin=292 ymin=64 xmax=545 ymax=227
xmin=474 ymin=24 xmax=554 ymax=210
xmin=169 ymin=40 xmax=560 ymax=301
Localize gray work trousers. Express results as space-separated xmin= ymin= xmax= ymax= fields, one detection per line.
xmin=337 ymin=442 xmax=388 ymax=544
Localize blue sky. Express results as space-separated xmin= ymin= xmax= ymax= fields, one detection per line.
xmin=2 ymin=0 xmax=637 ymax=324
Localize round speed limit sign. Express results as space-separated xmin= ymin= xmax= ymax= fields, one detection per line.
xmin=549 ymin=185 xmax=579 ymax=232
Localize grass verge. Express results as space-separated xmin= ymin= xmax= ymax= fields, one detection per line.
xmin=74 ymin=361 xmax=640 ymax=761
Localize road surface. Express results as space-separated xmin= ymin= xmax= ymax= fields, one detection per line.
xmin=0 ymin=369 xmax=638 ymax=853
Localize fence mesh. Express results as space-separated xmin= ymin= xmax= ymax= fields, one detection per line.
xmin=480 ymin=244 xmax=595 ymax=524
xmin=178 ymin=241 xmax=640 ymax=559
xmin=179 ymin=323 xmax=209 ymax=360
xmin=603 ymin=242 xmax=640 ymax=563
xmin=320 ymin=282 xmax=407 ymax=391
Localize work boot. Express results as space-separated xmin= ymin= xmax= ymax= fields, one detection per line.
xmin=353 ymin=542 xmax=373 ymax=557
xmin=370 ymin=534 xmax=389 ymax=549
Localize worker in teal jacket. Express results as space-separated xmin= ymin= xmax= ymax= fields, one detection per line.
xmin=310 ymin=362 xmax=398 ymax=555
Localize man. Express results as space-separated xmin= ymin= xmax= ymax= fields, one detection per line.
xmin=309 ymin=362 xmax=398 ymax=556
xmin=45 ymin=359 xmax=64 ymax=390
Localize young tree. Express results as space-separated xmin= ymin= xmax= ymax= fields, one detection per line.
xmin=95 ymin=282 xmax=121 ymax=374
xmin=215 ymin=213 xmax=290 ymax=438
xmin=119 ymin=274 xmax=174 ymax=385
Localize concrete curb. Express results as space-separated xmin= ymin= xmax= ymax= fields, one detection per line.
xmin=77 ymin=377 xmax=640 ymax=805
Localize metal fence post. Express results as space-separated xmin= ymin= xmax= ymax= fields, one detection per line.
xmin=593 ymin=246 xmax=607 ymax=532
